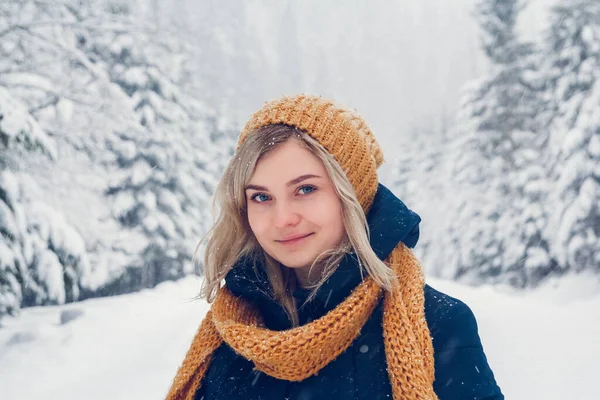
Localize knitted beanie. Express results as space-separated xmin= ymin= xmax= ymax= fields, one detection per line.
xmin=237 ymin=94 xmax=384 ymax=212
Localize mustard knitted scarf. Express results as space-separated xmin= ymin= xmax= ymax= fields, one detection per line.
xmin=166 ymin=242 xmax=438 ymax=400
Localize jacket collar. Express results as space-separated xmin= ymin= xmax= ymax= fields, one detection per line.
xmin=224 ymin=183 xmax=421 ymax=329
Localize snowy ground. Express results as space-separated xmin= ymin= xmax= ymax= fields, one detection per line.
xmin=1 ymin=274 xmax=598 ymax=400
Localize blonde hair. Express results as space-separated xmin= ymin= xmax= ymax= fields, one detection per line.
xmin=197 ymin=124 xmax=396 ymax=326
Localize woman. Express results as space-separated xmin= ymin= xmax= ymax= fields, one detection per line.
xmin=166 ymin=95 xmax=504 ymax=400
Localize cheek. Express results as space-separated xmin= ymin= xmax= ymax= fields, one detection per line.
xmin=315 ymin=197 xmax=344 ymax=232
xmin=331 ymin=207 xmax=345 ymax=237
xmin=247 ymin=208 xmax=269 ymax=238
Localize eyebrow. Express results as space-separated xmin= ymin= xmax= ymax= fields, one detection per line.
xmin=245 ymin=174 xmax=322 ymax=192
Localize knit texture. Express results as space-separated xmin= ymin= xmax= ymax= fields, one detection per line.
xmin=165 ymin=243 xmax=438 ymax=400
xmin=238 ymin=94 xmax=384 ymax=212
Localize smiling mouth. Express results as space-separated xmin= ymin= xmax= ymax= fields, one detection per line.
xmin=276 ymin=233 xmax=314 ymax=245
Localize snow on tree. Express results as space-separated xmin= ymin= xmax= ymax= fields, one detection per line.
xmin=388 ymin=116 xmax=464 ymax=280
xmin=104 ymin=132 xmax=219 ymax=291
xmin=0 ymin=0 xmax=237 ymax=317
xmin=0 ymin=87 xmax=56 ymax=161
xmin=0 ymin=0 xmax=145 ymax=308
xmin=76 ymin=9 xmax=235 ymax=291
xmin=389 ymin=0 xmax=556 ymax=287
xmin=444 ymin=0 xmax=550 ymax=286
xmin=0 ymin=88 xmax=91 ymax=320
xmin=543 ymin=0 xmax=600 ymax=274
xmin=389 ymin=0 xmax=600 ymax=287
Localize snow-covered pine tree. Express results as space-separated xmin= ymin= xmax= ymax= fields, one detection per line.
xmin=79 ymin=9 xmax=234 ymax=292
xmin=0 ymin=87 xmax=91 ymax=320
xmin=0 ymin=0 xmax=154 ymax=306
xmin=0 ymin=0 xmax=246 ymax=317
xmin=448 ymin=0 xmax=551 ymax=286
xmin=543 ymin=0 xmax=600 ymax=274
xmin=388 ymin=115 xmax=462 ymax=279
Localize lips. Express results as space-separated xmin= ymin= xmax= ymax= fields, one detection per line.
xmin=276 ymin=233 xmax=313 ymax=243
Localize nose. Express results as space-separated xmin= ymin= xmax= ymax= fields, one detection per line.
xmin=273 ymin=201 xmax=301 ymax=229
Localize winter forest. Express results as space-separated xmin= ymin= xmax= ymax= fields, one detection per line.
xmin=0 ymin=0 xmax=599 ymax=399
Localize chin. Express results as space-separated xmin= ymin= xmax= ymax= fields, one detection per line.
xmin=280 ymin=260 xmax=312 ymax=269
xmin=275 ymin=253 xmax=318 ymax=269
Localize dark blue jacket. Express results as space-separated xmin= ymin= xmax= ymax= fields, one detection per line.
xmin=195 ymin=184 xmax=504 ymax=400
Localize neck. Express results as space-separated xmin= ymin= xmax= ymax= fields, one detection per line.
xmin=293 ymin=262 xmax=326 ymax=288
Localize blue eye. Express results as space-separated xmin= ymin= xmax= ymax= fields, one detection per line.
xmin=251 ymin=193 xmax=270 ymax=203
xmin=298 ymin=185 xmax=317 ymax=195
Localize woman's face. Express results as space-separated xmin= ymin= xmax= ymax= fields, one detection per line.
xmin=245 ymin=138 xmax=345 ymax=282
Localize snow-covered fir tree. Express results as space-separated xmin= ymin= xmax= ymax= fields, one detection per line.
xmin=0 ymin=0 xmax=237 ymax=317
xmin=388 ymin=116 xmax=462 ymax=279
xmin=389 ymin=0 xmax=559 ymax=287
xmin=0 ymin=87 xmax=93 ymax=319
xmin=543 ymin=0 xmax=600 ymax=274
xmin=447 ymin=0 xmax=554 ymax=286
xmin=0 ymin=1 xmax=103 ymax=319
xmin=80 ymin=12 xmax=235 ymax=292
xmin=391 ymin=0 xmax=600 ymax=287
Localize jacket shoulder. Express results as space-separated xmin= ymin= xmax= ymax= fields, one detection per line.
xmin=423 ymin=284 xmax=504 ymax=399
xmin=424 ymin=284 xmax=480 ymax=351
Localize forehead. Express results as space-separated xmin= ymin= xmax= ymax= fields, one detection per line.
xmin=250 ymin=140 xmax=326 ymax=182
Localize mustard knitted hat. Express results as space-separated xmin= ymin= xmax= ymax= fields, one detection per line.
xmin=237 ymin=94 xmax=385 ymax=212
